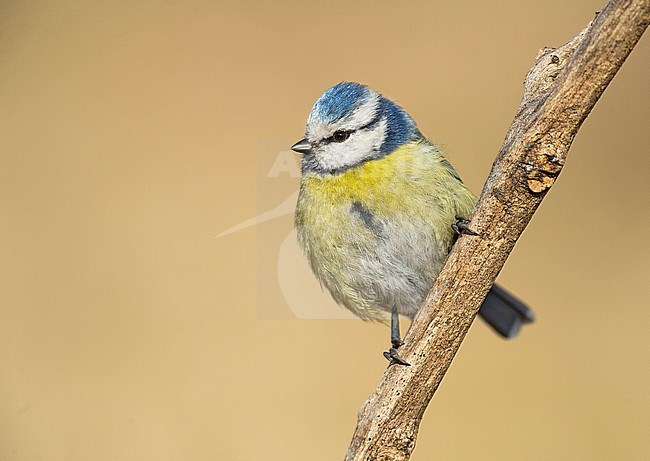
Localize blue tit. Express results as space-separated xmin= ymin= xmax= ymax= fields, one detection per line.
xmin=292 ymin=82 xmax=534 ymax=365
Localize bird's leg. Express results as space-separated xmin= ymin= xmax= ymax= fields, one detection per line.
xmin=383 ymin=310 xmax=410 ymax=366
xmin=452 ymin=215 xmax=479 ymax=236
xmin=390 ymin=310 xmax=403 ymax=348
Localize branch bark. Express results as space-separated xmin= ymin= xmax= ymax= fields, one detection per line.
xmin=345 ymin=1 xmax=649 ymax=460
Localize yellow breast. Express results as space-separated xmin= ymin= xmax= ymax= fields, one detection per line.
xmin=296 ymin=142 xmax=473 ymax=234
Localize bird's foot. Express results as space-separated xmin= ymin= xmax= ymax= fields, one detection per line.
xmin=452 ymin=215 xmax=479 ymax=236
xmin=383 ymin=348 xmax=410 ymax=366
xmin=384 ymin=337 xmax=410 ymax=366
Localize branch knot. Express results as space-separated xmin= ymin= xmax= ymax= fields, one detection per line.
xmin=524 ymin=151 xmax=566 ymax=193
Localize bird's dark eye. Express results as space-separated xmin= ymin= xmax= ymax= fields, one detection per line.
xmin=332 ymin=130 xmax=350 ymax=143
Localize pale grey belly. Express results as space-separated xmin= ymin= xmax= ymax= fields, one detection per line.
xmin=351 ymin=220 xmax=446 ymax=318
xmin=302 ymin=211 xmax=450 ymax=320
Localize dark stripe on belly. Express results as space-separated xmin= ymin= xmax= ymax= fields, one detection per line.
xmin=351 ymin=202 xmax=384 ymax=237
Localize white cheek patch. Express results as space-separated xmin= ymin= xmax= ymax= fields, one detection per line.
xmin=306 ymin=93 xmax=380 ymax=142
xmin=316 ymin=117 xmax=387 ymax=172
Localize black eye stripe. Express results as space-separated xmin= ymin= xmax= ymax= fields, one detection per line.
xmin=321 ymin=131 xmax=349 ymax=145
xmin=320 ymin=114 xmax=383 ymax=145
xmin=359 ymin=114 xmax=382 ymax=132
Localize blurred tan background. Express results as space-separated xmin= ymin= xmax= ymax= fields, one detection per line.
xmin=1 ymin=1 xmax=648 ymax=460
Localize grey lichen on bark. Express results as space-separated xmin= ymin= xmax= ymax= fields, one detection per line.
xmin=345 ymin=1 xmax=649 ymax=460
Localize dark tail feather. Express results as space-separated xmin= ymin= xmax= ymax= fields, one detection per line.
xmin=478 ymin=284 xmax=535 ymax=339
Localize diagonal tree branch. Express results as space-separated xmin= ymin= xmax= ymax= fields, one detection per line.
xmin=345 ymin=1 xmax=649 ymax=460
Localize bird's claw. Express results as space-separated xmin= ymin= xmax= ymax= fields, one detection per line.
xmin=453 ymin=215 xmax=479 ymax=236
xmin=383 ymin=347 xmax=411 ymax=367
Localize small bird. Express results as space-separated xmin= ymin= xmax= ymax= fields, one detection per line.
xmin=292 ymin=82 xmax=534 ymax=365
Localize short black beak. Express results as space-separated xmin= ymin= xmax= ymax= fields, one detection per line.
xmin=291 ymin=138 xmax=312 ymax=154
